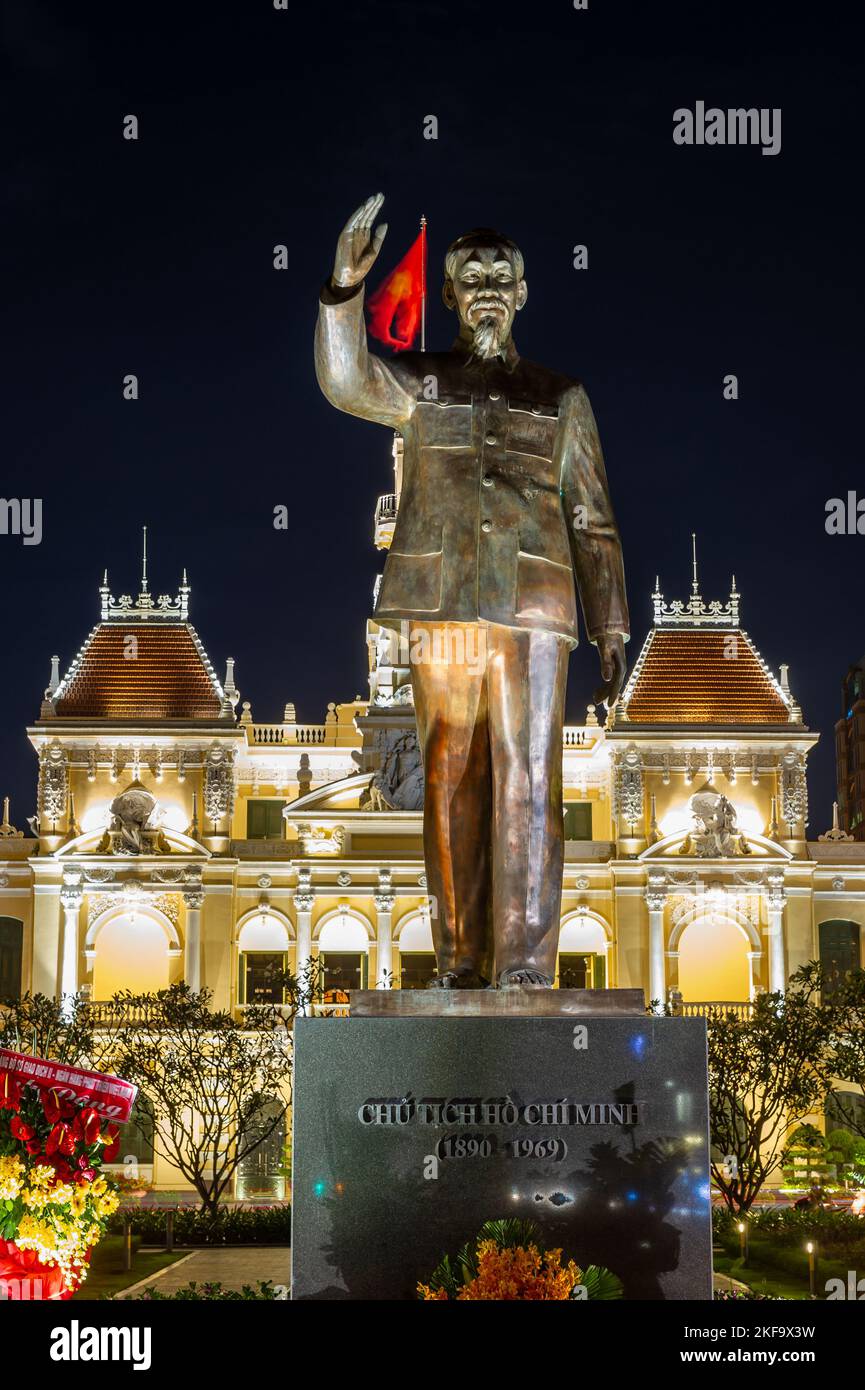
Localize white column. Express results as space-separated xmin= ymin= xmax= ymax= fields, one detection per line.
xmin=59 ymin=879 xmax=83 ymax=1015
xmin=747 ymin=951 xmax=762 ymax=1000
xmin=184 ymin=889 xmax=203 ymax=991
xmin=646 ymin=882 xmax=667 ymax=1013
xmin=766 ymin=882 xmax=787 ymax=994
xmin=294 ymin=890 xmax=314 ymax=1013
xmin=375 ymin=891 xmax=395 ymax=988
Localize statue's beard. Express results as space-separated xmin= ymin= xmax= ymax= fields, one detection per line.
xmin=470 ymin=314 xmax=505 ymax=360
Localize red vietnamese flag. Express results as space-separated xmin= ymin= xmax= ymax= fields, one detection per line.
xmin=366 ymin=225 xmax=426 ymax=351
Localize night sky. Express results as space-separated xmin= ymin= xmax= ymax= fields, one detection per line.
xmin=2 ymin=0 xmax=862 ymax=831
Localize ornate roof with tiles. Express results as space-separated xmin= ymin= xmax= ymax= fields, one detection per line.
xmin=41 ymin=531 xmax=234 ymax=724
xmin=618 ymin=537 xmax=801 ymax=728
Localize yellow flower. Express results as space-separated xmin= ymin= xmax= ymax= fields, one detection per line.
xmin=0 ymin=1154 xmax=24 ymax=1200
xmin=24 ymin=1163 xmax=54 ymax=1191
xmin=47 ymin=1182 xmax=75 ymax=1206
xmin=17 ymin=1213 xmax=58 ymax=1254
xmin=95 ymin=1191 xmax=120 ymax=1218
xmin=70 ymin=1188 xmax=87 ymax=1217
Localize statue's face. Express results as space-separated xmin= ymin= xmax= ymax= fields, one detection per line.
xmin=443 ymin=244 xmax=527 ymax=343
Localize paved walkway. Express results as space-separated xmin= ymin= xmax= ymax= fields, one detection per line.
xmin=117 ymin=1247 xmax=291 ymax=1298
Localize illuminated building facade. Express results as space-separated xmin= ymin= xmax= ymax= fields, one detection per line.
xmin=1 ymin=490 xmax=864 ymax=1192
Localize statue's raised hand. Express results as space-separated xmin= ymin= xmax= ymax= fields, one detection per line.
xmin=332 ymin=194 xmax=388 ymax=290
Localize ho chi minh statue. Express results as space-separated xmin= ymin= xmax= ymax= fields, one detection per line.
xmin=315 ymin=194 xmax=629 ymax=990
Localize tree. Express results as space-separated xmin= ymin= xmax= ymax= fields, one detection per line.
xmin=707 ymin=966 xmax=834 ymax=1213
xmin=0 ymin=991 xmax=93 ymax=1065
xmin=95 ymin=984 xmax=295 ymax=1218
xmin=780 ymin=1123 xmax=829 ymax=1186
xmin=824 ymin=967 xmax=865 ymax=1140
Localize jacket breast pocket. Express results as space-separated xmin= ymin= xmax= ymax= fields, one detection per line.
xmin=415 ymin=394 xmax=473 ymax=449
xmin=506 ymin=398 xmax=559 ymax=461
xmin=381 ymin=549 xmax=443 ymax=613
xmin=515 ymin=551 xmax=576 ymax=628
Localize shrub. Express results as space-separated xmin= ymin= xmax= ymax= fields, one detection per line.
xmin=132 ymin=1280 xmax=283 ymax=1300
xmin=715 ymin=1289 xmax=789 ymax=1300
xmin=745 ymin=1206 xmax=865 ymax=1252
xmin=108 ymin=1204 xmax=292 ymax=1245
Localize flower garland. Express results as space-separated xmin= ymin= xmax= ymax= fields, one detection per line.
xmin=417 ymin=1217 xmax=624 ymax=1301
xmin=0 ymin=1069 xmax=122 ymax=1296
xmin=420 ymin=1237 xmax=583 ymax=1300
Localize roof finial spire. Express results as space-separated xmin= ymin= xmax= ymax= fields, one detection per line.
xmin=141 ymin=525 xmax=149 ymax=595
xmin=691 ymin=531 xmax=699 ymax=596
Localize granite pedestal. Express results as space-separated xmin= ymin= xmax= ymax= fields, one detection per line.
xmin=291 ymin=1001 xmax=713 ymax=1301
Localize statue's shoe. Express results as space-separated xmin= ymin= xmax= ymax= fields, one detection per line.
xmin=497 ymin=967 xmax=553 ymax=988
xmin=427 ymin=969 xmax=490 ymax=990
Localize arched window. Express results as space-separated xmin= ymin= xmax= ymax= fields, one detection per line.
xmin=819 ymin=920 xmax=862 ymax=999
xmin=557 ymin=916 xmax=608 ymax=989
xmin=825 ymin=1090 xmax=865 ymax=1136
xmin=396 ymin=913 xmax=436 ymax=990
xmin=92 ymin=913 xmax=170 ymax=1000
xmin=238 ymin=913 xmax=290 ymax=1005
xmin=317 ymin=911 xmax=370 ymax=995
xmin=109 ymin=1096 xmax=155 ymax=1175
xmin=0 ymin=918 xmax=23 ymax=1001
xmin=236 ymin=1099 xmax=287 ymax=1201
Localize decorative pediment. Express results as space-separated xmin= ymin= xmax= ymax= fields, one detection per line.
xmin=640 ymin=828 xmax=792 ymax=862
xmin=54 ymin=824 xmax=209 ymax=859
xmin=284 ymin=771 xmax=371 ymax=815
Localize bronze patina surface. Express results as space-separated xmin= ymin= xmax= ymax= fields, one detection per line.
xmin=315 ymin=195 xmax=629 ymax=989
xmin=348 ymin=987 xmax=646 ymax=1017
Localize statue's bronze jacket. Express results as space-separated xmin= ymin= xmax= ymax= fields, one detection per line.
xmin=315 ymin=284 xmax=629 ymax=647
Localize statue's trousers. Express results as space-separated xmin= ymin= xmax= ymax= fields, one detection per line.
xmin=409 ymin=620 xmax=569 ymax=983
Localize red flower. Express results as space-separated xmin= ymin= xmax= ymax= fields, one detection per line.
xmin=25 ymin=1139 xmax=42 ymax=1155
xmin=76 ymin=1107 xmax=102 ymax=1146
xmin=0 ymin=1072 xmax=21 ymax=1112
xmin=10 ymin=1116 xmax=35 ymax=1142
xmin=101 ymin=1123 xmax=121 ymax=1162
xmin=45 ymin=1122 xmax=76 ymax=1158
xmin=42 ymin=1089 xmax=61 ymax=1123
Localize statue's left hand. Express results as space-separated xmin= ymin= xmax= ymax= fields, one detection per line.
xmin=593 ymin=633 xmax=627 ymax=709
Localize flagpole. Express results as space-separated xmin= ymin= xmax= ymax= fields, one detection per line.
xmin=420 ymin=214 xmax=427 ymax=353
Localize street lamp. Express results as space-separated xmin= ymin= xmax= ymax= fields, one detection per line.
xmin=737 ymin=1220 xmax=749 ymax=1265
xmin=806 ymin=1241 xmax=816 ymax=1298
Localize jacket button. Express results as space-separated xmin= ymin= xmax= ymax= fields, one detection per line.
xmin=482 ymin=474 xmax=494 ymax=487
xmin=489 ymin=391 xmax=501 ymax=401
xmin=531 ymin=404 xmax=543 ymax=415
xmin=481 ymin=520 xmax=492 ymax=532
xmin=485 ymin=434 xmax=497 ymax=445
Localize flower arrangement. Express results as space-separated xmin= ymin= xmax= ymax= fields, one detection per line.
xmin=0 ymin=1068 xmax=123 ymax=1297
xmin=417 ymin=1218 xmax=624 ymax=1301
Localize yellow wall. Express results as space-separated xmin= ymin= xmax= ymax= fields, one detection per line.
xmin=93 ymin=913 xmax=170 ymax=998
xmin=677 ymin=916 xmax=751 ymax=1001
